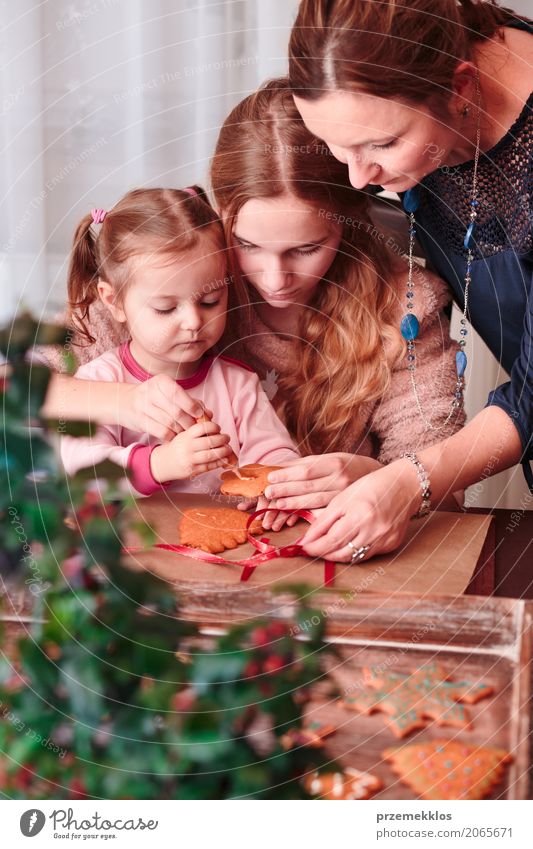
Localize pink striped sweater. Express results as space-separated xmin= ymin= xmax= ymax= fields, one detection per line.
xmin=60 ymin=341 xmax=299 ymax=496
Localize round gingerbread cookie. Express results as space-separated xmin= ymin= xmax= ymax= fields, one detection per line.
xmin=179 ymin=507 xmax=262 ymax=554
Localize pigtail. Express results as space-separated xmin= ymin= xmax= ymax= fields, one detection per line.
xmin=66 ymin=213 xmax=100 ymax=344
xmin=179 ymin=185 xmax=225 ymax=240
xmin=182 ymin=184 xmax=218 ymax=213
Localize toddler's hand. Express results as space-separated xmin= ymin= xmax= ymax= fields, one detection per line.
xmin=253 ymin=495 xmax=300 ymax=533
xmin=150 ymin=420 xmax=233 ymax=482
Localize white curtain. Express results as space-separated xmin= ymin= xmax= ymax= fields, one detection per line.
xmin=0 ymin=0 xmax=300 ymax=322
xmin=1 ymin=0 xmax=530 ymax=509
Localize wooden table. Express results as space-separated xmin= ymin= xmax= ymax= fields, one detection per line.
xmin=124 ymin=494 xmax=494 ymax=599
xmin=2 ymin=503 xmax=531 ymax=800
xmin=123 ymin=493 xmax=532 ymax=602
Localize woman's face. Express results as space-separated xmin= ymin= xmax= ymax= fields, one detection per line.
xmin=294 ymin=91 xmax=460 ymax=192
xmin=232 ymin=195 xmax=343 ymax=309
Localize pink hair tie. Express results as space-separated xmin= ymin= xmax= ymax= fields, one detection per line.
xmin=183 ymin=187 xmax=197 ymax=198
xmin=91 ymin=208 xmax=107 ymax=224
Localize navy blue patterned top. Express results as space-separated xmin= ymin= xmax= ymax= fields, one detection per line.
xmin=412 ymin=18 xmax=533 ymax=489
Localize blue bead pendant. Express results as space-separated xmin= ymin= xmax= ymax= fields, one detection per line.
xmin=403 ymin=188 xmax=420 ymax=214
xmin=456 ymin=350 xmax=467 ymax=377
xmin=400 ymin=313 xmax=420 ymax=341
xmin=463 ymin=220 xmax=475 ymax=249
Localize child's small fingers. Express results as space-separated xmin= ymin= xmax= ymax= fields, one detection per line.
xmin=190 ymin=457 xmax=227 ymax=476
xmin=237 ymin=498 xmax=256 ymax=511
xmin=261 ymin=508 xmax=279 ymax=530
xmin=194 ymin=433 xmax=230 ymax=450
xmin=194 ymin=444 xmax=233 ymax=465
xmin=286 ymin=514 xmax=299 ymax=527
xmin=185 ymin=422 xmax=220 ymax=440
xmin=271 ymin=513 xmax=288 ymax=533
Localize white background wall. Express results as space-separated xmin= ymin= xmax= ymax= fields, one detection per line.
xmin=0 ymin=0 xmax=301 ymax=323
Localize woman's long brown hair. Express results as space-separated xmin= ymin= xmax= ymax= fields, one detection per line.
xmin=289 ymin=0 xmax=524 ymax=112
xmin=211 ymin=78 xmax=405 ymax=455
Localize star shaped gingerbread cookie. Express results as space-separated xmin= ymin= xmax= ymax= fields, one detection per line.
xmin=340 ymin=663 xmax=493 ymax=737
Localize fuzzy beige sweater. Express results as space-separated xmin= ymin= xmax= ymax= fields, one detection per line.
xmin=221 ymin=269 xmax=465 ymax=462
xmin=38 ymin=267 xmax=464 ymax=463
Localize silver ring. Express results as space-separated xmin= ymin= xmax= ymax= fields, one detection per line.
xmin=347 ymin=541 xmax=372 ymax=563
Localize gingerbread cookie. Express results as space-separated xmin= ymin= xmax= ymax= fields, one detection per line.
xmin=304 ymin=767 xmax=382 ymax=800
xmin=280 ymin=721 xmax=336 ymax=750
xmin=340 ymin=663 xmax=493 ymax=737
xmin=179 ymin=507 xmax=263 ymax=554
xmin=383 ymin=739 xmax=511 ymax=800
xmin=220 ymin=464 xmax=281 ymax=497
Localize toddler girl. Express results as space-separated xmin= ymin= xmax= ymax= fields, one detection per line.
xmin=61 ymin=187 xmax=299 ymax=495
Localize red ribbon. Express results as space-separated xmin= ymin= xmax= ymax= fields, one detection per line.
xmin=123 ymin=508 xmax=335 ymax=587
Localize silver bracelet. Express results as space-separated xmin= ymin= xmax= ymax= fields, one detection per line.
xmin=401 ymin=452 xmax=431 ymax=518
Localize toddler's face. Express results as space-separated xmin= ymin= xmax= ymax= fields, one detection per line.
xmin=111 ymin=245 xmax=228 ymax=378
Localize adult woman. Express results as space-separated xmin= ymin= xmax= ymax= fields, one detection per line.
xmin=275 ymin=0 xmax=533 ymax=562
xmin=211 ymin=78 xmax=463 ymax=527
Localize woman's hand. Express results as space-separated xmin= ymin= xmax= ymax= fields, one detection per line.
xmin=121 ymin=374 xmax=209 ymax=441
xmin=262 ymin=453 xmax=382 ymax=511
xmin=42 ymin=373 xmax=209 ymax=440
xmin=299 ymin=460 xmax=421 ymax=562
xmin=150 ymin=419 xmax=233 ymax=482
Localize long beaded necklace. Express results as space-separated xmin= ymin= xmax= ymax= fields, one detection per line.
xmin=400 ymin=76 xmax=482 ymax=431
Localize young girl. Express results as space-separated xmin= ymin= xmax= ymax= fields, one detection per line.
xmin=60 ymin=187 xmax=299 ymax=495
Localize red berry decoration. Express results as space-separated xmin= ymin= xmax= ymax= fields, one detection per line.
xmin=263 ymin=655 xmax=285 ymax=674
xmin=250 ymin=626 xmax=270 ymax=648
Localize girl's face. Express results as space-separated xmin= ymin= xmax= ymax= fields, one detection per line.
xmin=232 ymin=195 xmax=343 ymax=309
xmin=294 ymin=91 xmax=461 ymax=192
xmin=99 ymin=245 xmax=228 ymax=378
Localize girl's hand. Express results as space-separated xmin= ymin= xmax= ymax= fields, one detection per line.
xmin=150 ymin=420 xmax=233 ymax=482
xmin=299 ymin=461 xmax=420 ymax=562
xmin=263 ymin=453 xmax=382 ymax=511
xmin=236 ymin=496 xmax=301 ymax=531
xmin=254 ymin=495 xmax=301 ymax=532
xmin=121 ymin=375 xmax=210 ymax=441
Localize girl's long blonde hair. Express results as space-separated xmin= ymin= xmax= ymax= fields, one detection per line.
xmin=211 ymin=78 xmax=405 ymax=455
